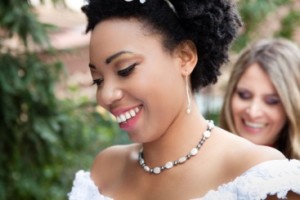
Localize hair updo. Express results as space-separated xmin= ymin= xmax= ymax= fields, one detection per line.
xmin=82 ymin=0 xmax=242 ymax=91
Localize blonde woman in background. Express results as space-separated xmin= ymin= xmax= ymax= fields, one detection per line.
xmin=220 ymin=38 xmax=300 ymax=159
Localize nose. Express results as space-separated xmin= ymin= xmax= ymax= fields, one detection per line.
xmin=245 ymin=100 xmax=263 ymax=118
xmin=97 ymin=81 xmax=123 ymax=108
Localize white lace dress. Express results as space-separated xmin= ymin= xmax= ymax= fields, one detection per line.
xmin=68 ymin=159 xmax=300 ymax=200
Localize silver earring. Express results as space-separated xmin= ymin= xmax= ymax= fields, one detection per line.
xmin=185 ymin=76 xmax=191 ymax=114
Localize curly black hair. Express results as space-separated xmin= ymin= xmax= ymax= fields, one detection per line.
xmin=82 ymin=0 xmax=242 ymax=91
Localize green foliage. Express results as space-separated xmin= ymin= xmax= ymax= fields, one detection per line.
xmin=233 ymin=0 xmax=291 ymax=51
xmin=0 ymin=0 xmax=122 ymax=199
xmin=276 ymin=10 xmax=300 ymax=38
xmin=0 ymin=0 xmax=50 ymax=47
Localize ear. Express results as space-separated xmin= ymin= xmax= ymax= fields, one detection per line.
xmin=174 ymin=40 xmax=198 ymax=76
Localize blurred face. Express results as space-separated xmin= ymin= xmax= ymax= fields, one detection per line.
xmin=231 ymin=63 xmax=287 ymax=146
xmin=89 ymin=19 xmax=186 ymax=143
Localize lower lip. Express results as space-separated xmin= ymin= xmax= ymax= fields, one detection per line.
xmin=243 ymin=126 xmax=261 ymax=134
xmin=119 ymin=108 xmax=141 ymax=131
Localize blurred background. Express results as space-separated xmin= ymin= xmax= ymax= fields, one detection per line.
xmin=0 ymin=0 xmax=299 ymax=199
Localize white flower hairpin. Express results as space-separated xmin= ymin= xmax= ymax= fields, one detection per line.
xmin=124 ymin=0 xmax=146 ymax=4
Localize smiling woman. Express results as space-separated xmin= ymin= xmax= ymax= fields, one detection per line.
xmin=220 ymin=38 xmax=300 ymax=160
xmin=231 ymin=63 xmax=287 ymax=146
xmin=68 ymin=1 xmax=300 ymax=200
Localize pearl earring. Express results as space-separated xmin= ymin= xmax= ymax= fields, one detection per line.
xmin=185 ymin=75 xmax=191 ymax=114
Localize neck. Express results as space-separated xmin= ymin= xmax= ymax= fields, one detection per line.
xmin=141 ymin=108 xmax=207 ymax=166
xmin=138 ymin=119 xmax=214 ymax=174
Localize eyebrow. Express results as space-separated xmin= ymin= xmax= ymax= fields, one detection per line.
xmin=106 ymin=51 xmax=133 ymax=64
xmin=88 ymin=51 xmax=133 ymax=69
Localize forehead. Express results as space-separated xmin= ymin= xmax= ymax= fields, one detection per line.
xmin=92 ymin=18 xmax=143 ymax=36
xmin=89 ymin=19 xmax=163 ymax=60
xmin=237 ymin=63 xmax=277 ymax=93
xmin=90 ymin=18 xmax=161 ymax=45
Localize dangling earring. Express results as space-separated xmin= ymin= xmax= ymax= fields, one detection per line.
xmin=185 ymin=75 xmax=191 ymax=114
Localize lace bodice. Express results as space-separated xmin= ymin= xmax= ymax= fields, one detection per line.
xmin=68 ymin=170 xmax=112 ymax=200
xmin=201 ymin=159 xmax=300 ymax=200
xmin=68 ymin=159 xmax=300 ymax=200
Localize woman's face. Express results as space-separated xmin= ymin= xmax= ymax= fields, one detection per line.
xmin=230 ymin=63 xmax=287 ymax=146
xmin=89 ymin=19 xmax=186 ymax=143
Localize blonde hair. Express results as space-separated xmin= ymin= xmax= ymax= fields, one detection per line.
xmin=220 ymin=38 xmax=300 ymax=159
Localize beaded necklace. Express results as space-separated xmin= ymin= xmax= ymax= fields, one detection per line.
xmin=138 ymin=120 xmax=214 ymax=175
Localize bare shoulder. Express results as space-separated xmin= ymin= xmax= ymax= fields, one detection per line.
xmin=90 ymin=143 xmax=140 ymax=189
xmin=213 ymin=127 xmax=286 ymax=175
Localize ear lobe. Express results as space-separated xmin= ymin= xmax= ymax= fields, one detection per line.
xmin=176 ymin=40 xmax=198 ymax=76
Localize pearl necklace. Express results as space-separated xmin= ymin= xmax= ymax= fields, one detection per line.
xmin=138 ymin=120 xmax=214 ymax=175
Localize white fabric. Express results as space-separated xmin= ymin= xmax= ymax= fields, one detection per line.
xmin=68 ymin=159 xmax=300 ymax=200
xmin=68 ymin=170 xmax=113 ymax=200
xmin=201 ymin=159 xmax=300 ymax=200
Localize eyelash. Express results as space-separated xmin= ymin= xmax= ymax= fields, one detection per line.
xmin=237 ymin=91 xmax=251 ymax=99
xmin=92 ymin=79 xmax=103 ymax=86
xmin=92 ymin=63 xmax=138 ymax=86
xmin=265 ymin=97 xmax=280 ymax=105
xmin=236 ymin=91 xmax=280 ymax=105
xmin=117 ymin=63 xmax=137 ymax=77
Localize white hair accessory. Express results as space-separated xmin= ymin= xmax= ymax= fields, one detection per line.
xmin=124 ymin=0 xmax=146 ymax=4
xmin=164 ymin=0 xmax=176 ymax=14
xmin=123 ymin=0 xmax=176 ymax=12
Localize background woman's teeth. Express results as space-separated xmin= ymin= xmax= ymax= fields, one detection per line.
xmin=245 ymin=121 xmax=264 ymax=128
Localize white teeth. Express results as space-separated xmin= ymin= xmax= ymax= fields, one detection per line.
xmin=244 ymin=121 xmax=265 ymax=128
xmin=130 ymin=110 xmax=136 ymax=117
xmin=125 ymin=112 xmax=131 ymax=119
xmin=120 ymin=114 xmax=126 ymax=122
xmin=116 ymin=107 xmax=140 ymax=123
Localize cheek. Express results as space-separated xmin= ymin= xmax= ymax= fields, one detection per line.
xmin=142 ymin=73 xmax=183 ymax=118
xmin=269 ymin=106 xmax=287 ymax=129
xmin=96 ymin=89 xmax=104 ymax=107
xmin=231 ymin=95 xmax=245 ymax=116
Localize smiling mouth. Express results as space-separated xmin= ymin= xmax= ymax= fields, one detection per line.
xmin=243 ymin=120 xmax=266 ymax=129
xmin=116 ymin=107 xmax=140 ymax=123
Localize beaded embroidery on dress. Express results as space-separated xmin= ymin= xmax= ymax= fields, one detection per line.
xmin=68 ymin=159 xmax=300 ymax=200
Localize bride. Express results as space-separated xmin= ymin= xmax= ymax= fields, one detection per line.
xmin=69 ymin=0 xmax=300 ymax=199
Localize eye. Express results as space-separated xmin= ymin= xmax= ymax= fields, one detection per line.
xmin=117 ymin=63 xmax=137 ymax=77
xmin=236 ymin=89 xmax=252 ymax=100
xmin=92 ymin=78 xmax=103 ymax=86
xmin=265 ymin=96 xmax=281 ymax=105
